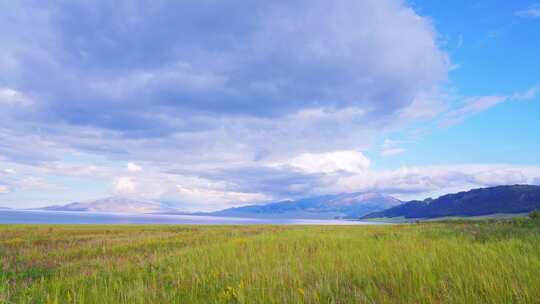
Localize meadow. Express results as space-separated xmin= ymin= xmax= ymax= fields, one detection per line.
xmin=1 ymin=220 xmax=539 ymax=303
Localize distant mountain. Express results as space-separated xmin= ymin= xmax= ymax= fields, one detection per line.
xmin=361 ymin=185 xmax=540 ymax=220
xmin=209 ymin=192 xmax=402 ymax=219
xmin=0 ymin=206 xmax=10 ymax=210
xmin=41 ymin=197 xmax=177 ymax=214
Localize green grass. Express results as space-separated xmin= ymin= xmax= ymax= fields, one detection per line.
xmin=1 ymin=221 xmax=540 ymax=303
xmin=362 ymin=213 xmax=530 ymax=224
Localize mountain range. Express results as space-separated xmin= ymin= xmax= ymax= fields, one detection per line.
xmin=35 ymin=192 xmax=401 ymax=219
xmin=28 ymin=184 xmax=540 ymax=220
xmin=40 ymin=197 xmax=178 ymax=214
xmin=361 ymin=185 xmax=540 ymax=219
xmin=206 ymin=192 xmax=402 ymax=219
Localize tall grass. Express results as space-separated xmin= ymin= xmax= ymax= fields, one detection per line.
xmin=1 ymin=221 xmax=539 ymax=303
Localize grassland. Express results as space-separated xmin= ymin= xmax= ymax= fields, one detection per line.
xmin=1 ymin=220 xmax=539 ymax=303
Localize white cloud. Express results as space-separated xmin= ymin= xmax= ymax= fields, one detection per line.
xmin=473 ymin=169 xmax=526 ymax=186
xmin=457 ymin=96 xmax=506 ymax=115
xmin=381 ymin=139 xmax=407 ymax=157
xmin=429 ymin=84 xmax=540 ymax=128
xmin=398 ymin=89 xmax=450 ymax=122
xmin=335 ymin=164 xmax=540 ymax=200
xmin=16 ymin=177 xmax=64 ymax=192
xmin=289 ymin=150 xmax=370 ymax=174
xmin=0 ymin=0 xmax=450 ymax=135
xmin=127 ymin=162 xmax=142 ymax=172
xmin=0 ymin=0 xmax=454 ymax=210
xmin=382 ymin=139 xmax=400 ymax=148
xmin=381 ymin=148 xmax=406 ymax=157
xmin=0 ymin=185 xmax=9 ymax=194
xmin=516 ymin=5 xmax=540 ymax=18
xmin=2 ymin=1 xmax=538 ymax=211
xmin=176 ymin=184 xmax=268 ymax=210
xmin=32 ymin=162 xmax=115 ymax=180
xmin=113 ymin=177 xmax=137 ymax=195
xmin=511 ymin=85 xmax=540 ymax=101
xmin=0 ymin=0 xmax=454 ymax=207
xmin=3 ymin=150 xmax=540 ymax=210
xmin=108 ymin=172 xmax=271 ymax=210
xmin=440 ymin=95 xmax=507 ymax=127
xmin=0 ymin=88 xmax=32 ymax=106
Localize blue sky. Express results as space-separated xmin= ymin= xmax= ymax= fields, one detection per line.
xmin=0 ymin=0 xmax=539 ymax=210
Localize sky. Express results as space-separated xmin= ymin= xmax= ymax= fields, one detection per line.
xmin=0 ymin=0 xmax=539 ymax=211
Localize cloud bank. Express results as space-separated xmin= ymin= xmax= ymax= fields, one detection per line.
xmin=1 ymin=0 xmax=536 ymax=210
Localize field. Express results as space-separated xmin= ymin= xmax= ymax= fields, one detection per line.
xmin=1 ymin=220 xmax=540 ymax=303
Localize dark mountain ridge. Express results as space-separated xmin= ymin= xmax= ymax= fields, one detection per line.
xmin=361 ymin=185 xmax=540 ymax=219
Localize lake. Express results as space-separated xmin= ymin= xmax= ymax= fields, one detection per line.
xmin=0 ymin=209 xmax=383 ymax=225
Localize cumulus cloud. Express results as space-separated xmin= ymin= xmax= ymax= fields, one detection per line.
xmin=0 ymin=128 xmax=59 ymax=164
xmin=3 ymin=146 xmax=540 ymax=209
xmin=335 ymin=164 xmax=540 ymax=199
xmin=1 ymin=166 xmax=60 ymax=197
xmin=0 ymin=1 xmax=452 ymax=182
xmin=8 ymin=0 xmax=535 ymax=210
xmin=0 ymin=88 xmax=32 ymax=106
xmin=0 ymin=0 xmax=448 ymax=134
xmin=114 ymin=177 xmax=137 ymax=196
xmin=173 ymin=163 xmax=540 ymax=207
xmin=127 ymin=162 xmax=142 ymax=172
xmin=288 ymin=151 xmax=370 ymax=174
xmin=107 ymin=170 xmax=271 ymax=210
xmin=176 ymin=184 xmax=268 ymax=210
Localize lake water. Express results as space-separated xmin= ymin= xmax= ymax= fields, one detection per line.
xmin=0 ymin=209 xmax=383 ymax=225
